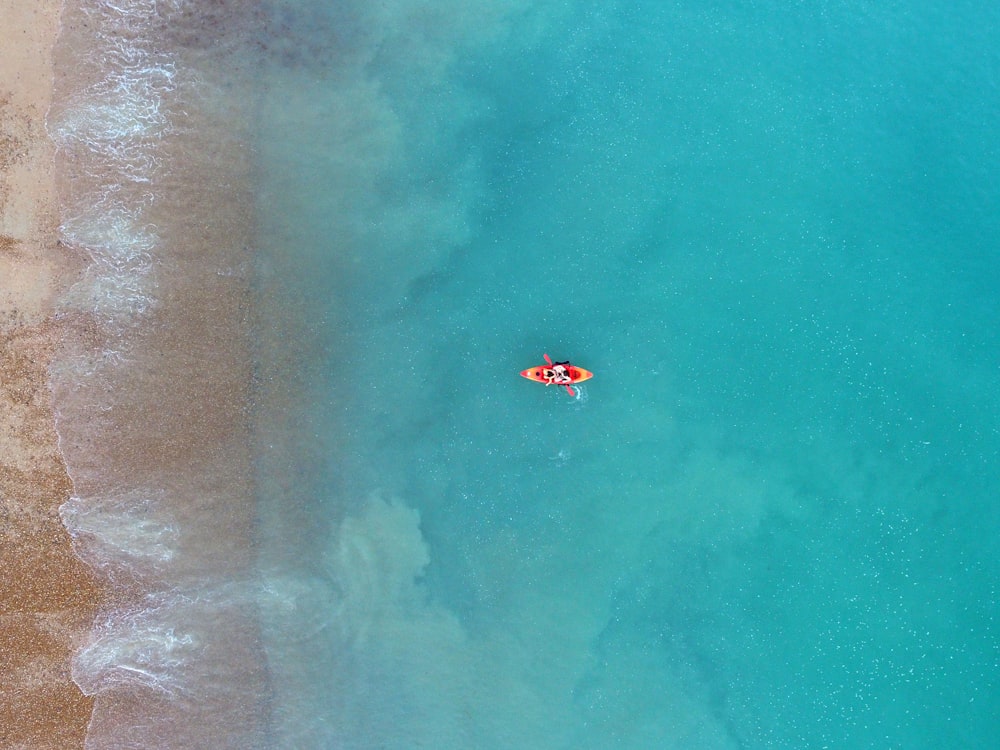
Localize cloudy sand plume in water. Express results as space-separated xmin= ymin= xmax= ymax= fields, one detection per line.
xmin=0 ymin=1 xmax=101 ymax=747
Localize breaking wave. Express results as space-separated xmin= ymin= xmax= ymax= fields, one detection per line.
xmin=50 ymin=2 xmax=268 ymax=747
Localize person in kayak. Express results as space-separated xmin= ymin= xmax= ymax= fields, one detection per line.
xmin=520 ymin=354 xmax=591 ymax=397
xmin=545 ymin=361 xmax=574 ymax=385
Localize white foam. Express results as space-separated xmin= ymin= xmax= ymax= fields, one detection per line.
xmin=73 ymin=600 xmax=196 ymax=697
xmin=58 ymin=199 xmax=158 ymax=323
xmin=47 ymin=0 xmax=181 ymax=330
xmin=51 ymin=3 xmax=271 ymax=748
xmin=49 ymin=71 xmax=173 ymax=148
xmin=47 ymin=1 xmax=176 ymax=169
xmin=60 ymin=491 xmax=177 ymax=577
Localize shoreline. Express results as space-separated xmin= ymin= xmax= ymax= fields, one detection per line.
xmin=42 ymin=1 xmax=273 ymax=743
xmin=0 ymin=1 xmax=102 ymax=748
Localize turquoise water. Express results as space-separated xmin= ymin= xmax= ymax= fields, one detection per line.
xmin=53 ymin=0 xmax=998 ymax=747
xmin=252 ymin=1 xmax=999 ymax=747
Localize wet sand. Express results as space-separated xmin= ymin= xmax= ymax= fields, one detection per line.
xmin=0 ymin=2 xmax=101 ymax=747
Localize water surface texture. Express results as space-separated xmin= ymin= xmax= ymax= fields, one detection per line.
xmin=54 ymin=1 xmax=998 ymax=748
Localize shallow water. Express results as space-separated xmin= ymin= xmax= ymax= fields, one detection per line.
xmin=53 ymin=1 xmax=999 ymax=748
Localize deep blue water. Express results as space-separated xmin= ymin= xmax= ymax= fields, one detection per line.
xmin=54 ymin=1 xmax=999 ymax=748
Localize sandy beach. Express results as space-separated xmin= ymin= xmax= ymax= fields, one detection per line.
xmin=1 ymin=2 xmax=101 ymax=747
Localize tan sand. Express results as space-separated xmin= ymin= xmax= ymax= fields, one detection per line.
xmin=0 ymin=1 xmax=101 ymax=747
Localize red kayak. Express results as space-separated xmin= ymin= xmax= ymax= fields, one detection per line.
xmin=520 ymin=353 xmax=593 ymax=396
